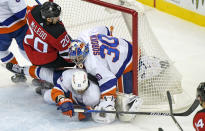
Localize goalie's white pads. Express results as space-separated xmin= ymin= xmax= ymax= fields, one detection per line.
xmin=116 ymin=92 xmax=143 ymax=122
xmin=91 ymin=96 xmax=116 ymax=123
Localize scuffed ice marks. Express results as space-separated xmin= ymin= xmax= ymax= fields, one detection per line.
xmin=0 ymin=85 xmax=100 ymax=131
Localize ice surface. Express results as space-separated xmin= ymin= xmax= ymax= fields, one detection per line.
xmin=0 ymin=83 xmax=103 ymax=131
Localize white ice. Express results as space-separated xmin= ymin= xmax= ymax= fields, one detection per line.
xmin=0 ymin=5 xmax=205 ymax=131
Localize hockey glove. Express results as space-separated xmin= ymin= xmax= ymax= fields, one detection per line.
xmin=91 ymin=95 xmax=116 ymax=123
xmin=57 ymin=98 xmax=74 ymax=117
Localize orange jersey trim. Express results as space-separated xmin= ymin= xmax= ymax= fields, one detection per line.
xmin=51 ymin=88 xmax=64 ymax=102
xmin=9 ymin=58 xmax=18 ymax=64
xmin=101 ymin=88 xmax=117 ymax=99
xmin=0 ymin=19 xmax=26 ymax=34
xmin=123 ymin=62 xmax=132 ymax=74
xmin=117 ymin=76 xmax=123 ymax=93
xmin=29 ymin=65 xmax=38 ymax=79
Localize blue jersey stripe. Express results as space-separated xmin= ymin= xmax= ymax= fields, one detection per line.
xmin=1 ymin=52 xmax=13 ymax=62
xmin=55 ymin=83 xmax=65 ymax=92
xmin=0 ymin=8 xmax=26 ymax=26
xmin=53 ymin=70 xmax=64 ymax=85
xmin=105 ymin=26 xmax=111 ymax=36
xmin=100 ymin=78 xmax=117 ymax=93
xmin=115 ymin=40 xmax=132 ymax=78
xmin=36 ymin=66 xmax=41 ymax=78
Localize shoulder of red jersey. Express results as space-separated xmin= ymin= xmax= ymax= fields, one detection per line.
xmin=193 ymin=108 xmax=205 ymax=120
xmin=29 ymin=5 xmax=68 ymax=39
xmin=197 ymin=108 xmax=205 ymax=114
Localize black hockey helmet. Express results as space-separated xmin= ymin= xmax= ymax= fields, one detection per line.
xmin=40 ymin=2 xmax=61 ymax=19
xmin=197 ymin=82 xmax=205 ymax=101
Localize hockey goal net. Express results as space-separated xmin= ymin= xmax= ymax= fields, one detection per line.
xmin=29 ymin=0 xmax=192 ymax=111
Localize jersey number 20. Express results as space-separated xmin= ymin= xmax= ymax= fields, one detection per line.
xmin=24 ymin=26 xmax=48 ymax=53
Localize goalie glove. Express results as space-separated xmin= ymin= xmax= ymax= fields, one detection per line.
xmin=91 ymin=96 xmax=116 ymax=123
xmin=56 ymin=95 xmax=74 ymax=117
xmin=116 ymin=92 xmax=143 ymax=122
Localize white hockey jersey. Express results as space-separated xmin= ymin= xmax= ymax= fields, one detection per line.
xmin=52 ymin=69 xmax=100 ymax=106
xmin=0 ymin=0 xmax=27 ymax=34
xmin=77 ymin=26 xmax=133 ymax=97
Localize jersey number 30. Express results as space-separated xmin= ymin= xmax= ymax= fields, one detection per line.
xmin=98 ymin=34 xmax=119 ymax=62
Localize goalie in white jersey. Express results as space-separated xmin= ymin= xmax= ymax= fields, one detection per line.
xmin=67 ymin=25 xmax=170 ymax=122
xmin=67 ymin=26 xmax=144 ymax=122
xmin=72 ymin=26 xmax=133 ymax=96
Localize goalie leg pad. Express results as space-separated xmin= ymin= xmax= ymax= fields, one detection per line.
xmin=91 ymin=96 xmax=116 ymax=123
xmin=116 ymin=92 xmax=143 ymax=122
xmin=92 ymin=105 xmax=116 ymax=123
xmin=11 ymin=74 xmax=27 ymax=83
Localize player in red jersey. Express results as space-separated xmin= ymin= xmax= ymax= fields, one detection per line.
xmin=193 ymin=82 xmax=205 ymax=131
xmin=23 ymin=1 xmax=75 ymax=87
xmin=23 ymin=1 xmax=75 ymax=68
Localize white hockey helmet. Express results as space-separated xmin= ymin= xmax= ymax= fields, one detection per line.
xmin=72 ymin=70 xmax=89 ymax=94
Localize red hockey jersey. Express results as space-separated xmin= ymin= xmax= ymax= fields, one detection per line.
xmin=193 ymin=109 xmax=205 ymax=131
xmin=23 ymin=5 xmax=72 ymax=65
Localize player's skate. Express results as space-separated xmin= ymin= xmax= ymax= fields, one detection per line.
xmin=34 ymin=79 xmax=54 ymax=95
xmin=6 ymin=63 xmax=27 ymax=83
xmin=6 ymin=62 xmax=24 ymax=75
xmin=35 ymin=86 xmax=52 ymax=95
xmin=32 ymin=78 xmax=53 ymax=88
xmin=11 ymin=74 xmax=27 ymax=83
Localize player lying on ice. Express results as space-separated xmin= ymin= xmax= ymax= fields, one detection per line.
xmin=6 ymin=25 xmax=169 ymax=123
xmin=6 ymin=65 xmax=143 ymax=123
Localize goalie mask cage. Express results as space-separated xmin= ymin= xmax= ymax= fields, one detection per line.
xmin=45 ymin=0 xmax=191 ymax=111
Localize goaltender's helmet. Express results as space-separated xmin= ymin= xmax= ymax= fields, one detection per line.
xmin=197 ymin=82 xmax=205 ymax=102
xmin=72 ymin=70 xmax=89 ymax=94
xmin=68 ymin=40 xmax=89 ymax=67
xmin=40 ymin=2 xmax=61 ymax=19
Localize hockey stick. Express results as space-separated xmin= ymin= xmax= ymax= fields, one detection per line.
xmin=34 ymin=0 xmax=42 ymax=5
xmin=167 ymin=91 xmax=183 ymax=131
xmin=174 ymin=98 xmax=199 ymax=116
xmin=6 ymin=62 xmax=199 ymax=117
xmin=6 ymin=61 xmax=199 ymax=116
xmin=74 ymin=94 xmax=199 ymax=117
